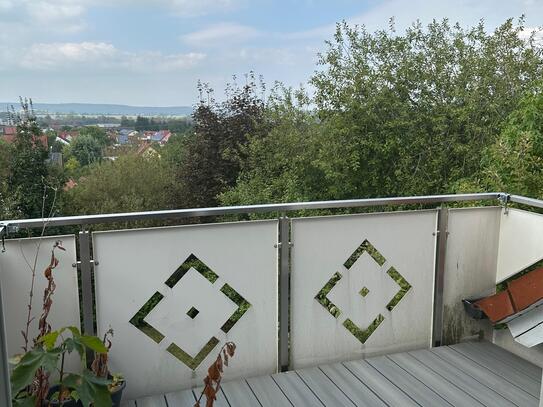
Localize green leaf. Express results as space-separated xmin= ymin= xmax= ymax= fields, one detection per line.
xmin=64 ymin=371 xmax=112 ymax=407
xmin=12 ymin=395 xmax=36 ymax=407
xmin=10 ymin=348 xmax=60 ymax=394
xmin=64 ymin=326 xmax=81 ymax=337
xmin=80 ymin=335 xmax=107 ymax=353
xmin=39 ymin=331 xmax=60 ymax=350
xmin=64 ymin=337 xmax=85 ymax=357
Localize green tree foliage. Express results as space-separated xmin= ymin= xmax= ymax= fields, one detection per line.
xmin=306 ymin=18 xmax=543 ymax=199
xmin=64 ymin=155 xmax=174 ymax=215
xmin=79 ymin=126 xmax=110 ymax=147
xmin=0 ymin=140 xmax=20 ymax=220
xmin=221 ymin=86 xmax=324 ymax=205
xmin=170 ymin=74 xmax=266 ymax=208
xmin=465 ymin=87 xmax=543 ymax=197
xmin=7 ymin=99 xmax=51 ymax=218
xmin=66 ymin=134 xmax=102 ymax=166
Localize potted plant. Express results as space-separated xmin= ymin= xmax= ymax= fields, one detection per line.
xmin=11 ymin=326 xmax=112 ymax=407
xmin=90 ymin=329 xmax=126 ymax=407
xmin=8 ymin=239 xmax=124 ymax=407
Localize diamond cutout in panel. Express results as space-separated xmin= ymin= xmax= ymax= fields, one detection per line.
xmin=359 ymin=287 xmax=370 ymax=297
xmin=129 ymin=253 xmax=251 ymax=370
xmin=315 ymin=239 xmax=412 ymax=344
xmin=186 ymin=307 xmax=200 ymax=319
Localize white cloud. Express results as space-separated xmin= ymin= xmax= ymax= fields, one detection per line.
xmin=182 ymin=22 xmax=260 ymax=47
xmin=14 ymin=41 xmax=205 ymax=72
xmin=135 ymin=0 xmax=242 ymax=17
xmin=21 ymin=42 xmax=116 ymax=69
xmin=27 ymin=1 xmax=86 ymax=22
xmin=285 ymin=0 xmax=543 ymax=41
xmin=519 ymin=26 xmax=543 ymax=45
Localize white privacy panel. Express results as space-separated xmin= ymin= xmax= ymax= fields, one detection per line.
xmin=442 ymin=207 xmax=500 ymax=344
xmin=0 ymin=236 xmax=79 ymax=370
xmin=290 ymin=210 xmax=437 ymax=369
xmin=497 ymin=208 xmax=543 ymax=283
xmin=93 ymin=220 xmax=278 ymax=400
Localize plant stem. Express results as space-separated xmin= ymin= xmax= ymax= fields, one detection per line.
xmin=22 ymin=186 xmax=58 ymax=352
xmin=58 ymin=351 xmax=66 ymax=403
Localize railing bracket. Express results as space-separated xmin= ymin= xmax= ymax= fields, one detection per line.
xmin=72 ymin=260 xmax=99 ymax=268
xmin=499 ymin=193 xmax=511 ymax=214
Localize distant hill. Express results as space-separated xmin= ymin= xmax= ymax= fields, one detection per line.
xmin=0 ymin=102 xmax=193 ymax=116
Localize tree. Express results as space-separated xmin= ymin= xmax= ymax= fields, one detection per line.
xmin=0 ymin=140 xmax=19 ymax=220
xmin=64 ymin=155 xmax=175 ymax=216
xmin=7 ymin=99 xmax=51 ymax=218
xmin=66 ymin=134 xmax=102 ymax=166
xmin=220 ymin=85 xmax=325 ymax=205
xmin=170 ymin=74 xmax=267 ymax=208
xmin=135 ymin=116 xmax=152 ymax=131
xmin=462 ymin=87 xmax=543 ymax=197
xmin=79 ymin=126 xmax=110 ymax=147
xmin=307 ymin=18 xmax=543 ymax=199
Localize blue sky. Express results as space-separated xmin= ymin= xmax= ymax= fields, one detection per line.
xmin=0 ymin=0 xmax=542 ymax=106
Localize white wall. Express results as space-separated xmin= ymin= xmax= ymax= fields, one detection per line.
xmin=290 ymin=210 xmax=437 ymax=369
xmin=0 ymin=235 xmax=80 ymax=372
xmin=442 ymin=207 xmax=501 ymax=344
xmin=93 ymin=220 xmax=279 ymax=400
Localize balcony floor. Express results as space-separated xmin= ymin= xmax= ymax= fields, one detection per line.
xmin=122 ymin=341 xmax=542 ymax=407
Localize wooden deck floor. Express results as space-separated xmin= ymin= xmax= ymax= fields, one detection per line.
xmin=122 ymin=341 xmax=542 ymax=407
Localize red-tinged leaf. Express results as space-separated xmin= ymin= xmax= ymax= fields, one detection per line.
xmin=204 ymin=384 xmax=216 ymax=404
xmin=44 ymin=266 xmax=52 ymax=279
xmin=208 ymin=363 xmax=220 ymax=381
xmin=226 ymin=343 xmax=236 ymax=357
xmin=216 ymin=355 xmax=223 ymax=373
xmin=223 ymin=350 xmax=228 ymax=367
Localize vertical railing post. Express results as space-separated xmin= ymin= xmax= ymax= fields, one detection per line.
xmin=0 ymin=267 xmax=12 ymax=406
xmin=278 ymin=215 xmax=291 ymax=372
xmin=79 ymin=230 xmax=96 ymax=363
xmin=432 ymin=206 xmax=449 ymax=347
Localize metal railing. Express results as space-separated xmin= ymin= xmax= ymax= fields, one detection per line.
xmin=0 ymin=192 xmax=504 ymax=231
xmin=3 ymin=191 xmax=542 ymax=403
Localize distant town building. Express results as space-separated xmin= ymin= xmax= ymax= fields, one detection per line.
xmin=136 ymin=142 xmax=160 ymax=158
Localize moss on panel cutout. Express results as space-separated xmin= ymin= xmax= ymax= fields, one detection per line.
xmin=315 ymin=239 xmax=411 ymax=344
xmin=129 ymin=253 xmax=251 ymax=370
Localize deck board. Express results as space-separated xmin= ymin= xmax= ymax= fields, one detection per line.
xmin=432 ymin=346 xmax=539 ymax=407
xmin=272 ymin=370 xmax=324 ymax=406
xmin=451 ymin=342 xmax=541 ymax=397
xmin=164 ymin=389 xmax=196 ymax=406
xmin=192 ymin=386 xmax=230 ymax=407
xmin=387 ymin=352 xmax=484 ymax=406
xmin=470 ymin=341 xmax=542 ymax=380
xmin=295 ymin=366 xmax=356 ymax=406
xmin=129 ymin=341 xmax=541 ymax=407
xmin=135 ymin=395 xmax=167 ymax=407
xmin=343 ymin=359 xmax=420 ymax=406
xmin=409 ymin=349 xmax=517 ymax=407
xmin=366 ymin=355 xmax=451 ymax=407
xmin=246 ymin=375 xmax=293 ymax=407
xmin=220 ymin=379 xmax=261 ymax=407
xmin=318 ymin=363 xmax=386 ymax=407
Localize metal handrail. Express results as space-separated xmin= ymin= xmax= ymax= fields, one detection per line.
xmin=0 ymin=192 xmax=505 ymax=230
xmin=508 ymin=194 xmax=543 ymax=209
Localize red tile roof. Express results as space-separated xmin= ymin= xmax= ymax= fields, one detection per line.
xmin=475 ymin=267 xmax=543 ymax=323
